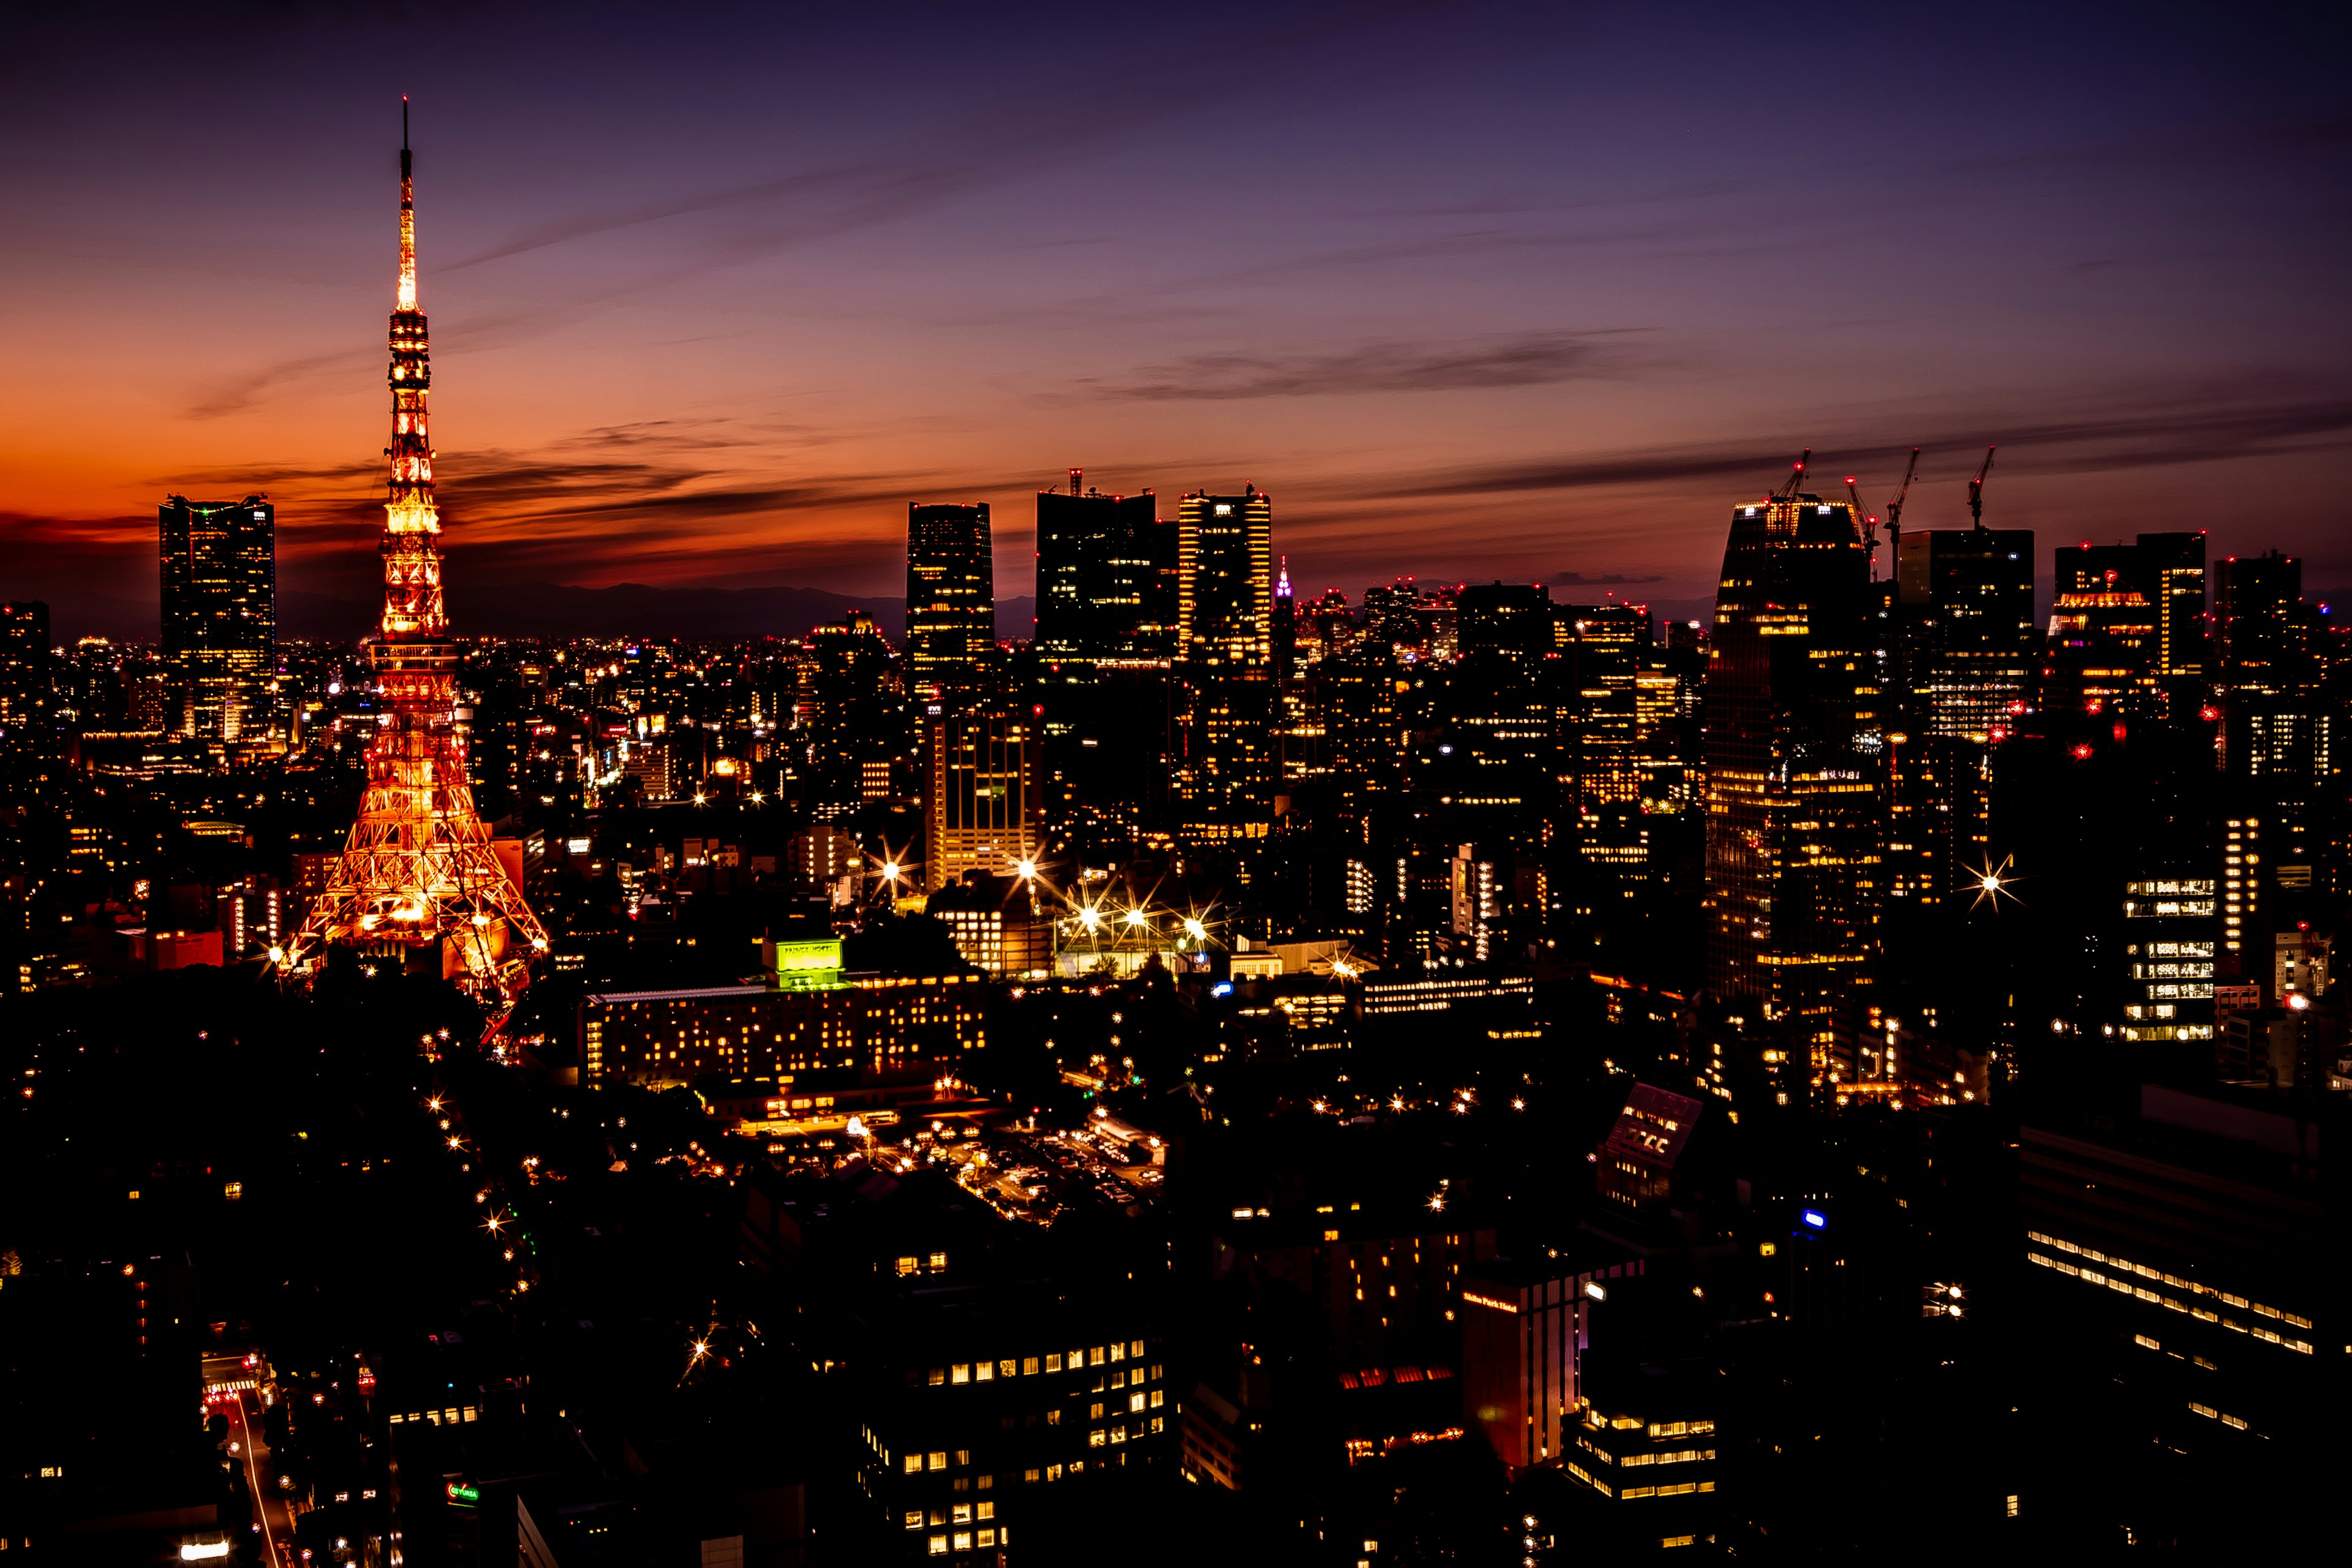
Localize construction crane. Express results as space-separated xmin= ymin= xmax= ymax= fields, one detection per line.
xmin=1771 ymin=447 xmax=1813 ymax=502
xmin=1844 ymin=474 xmax=1877 ymax=574
xmin=1879 ymin=447 xmax=1921 ymax=564
xmin=1967 ymin=446 xmax=1997 ymax=528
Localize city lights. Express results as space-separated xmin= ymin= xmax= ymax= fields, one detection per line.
xmin=6 ymin=58 xmax=2338 ymax=1556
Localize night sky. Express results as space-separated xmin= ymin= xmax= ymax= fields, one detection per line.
xmin=5 ymin=1 xmax=2348 ymax=629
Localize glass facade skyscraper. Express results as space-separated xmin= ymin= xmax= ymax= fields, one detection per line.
xmin=905 ymin=502 xmax=995 ymax=704
xmin=1174 ymin=487 xmax=1275 ymax=840
xmin=157 ymin=492 xmax=274 ymax=745
xmin=1702 ymin=491 xmax=1881 ymax=1042
xmin=1895 ymin=527 xmax=2035 ymax=741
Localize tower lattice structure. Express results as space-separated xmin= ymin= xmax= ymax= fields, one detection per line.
xmin=285 ymin=110 xmax=548 ymax=1017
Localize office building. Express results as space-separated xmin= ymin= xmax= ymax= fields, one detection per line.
xmin=578 ymin=941 xmax=986 ymax=1088
xmin=1456 ymin=581 xmax=1552 ymax=663
xmin=157 ymin=493 xmax=275 ymax=745
xmin=1033 ymin=477 xmax=1170 ymax=671
xmin=1272 ymin=555 xmax=1297 ymax=680
xmin=1895 ymin=527 xmax=2034 ymax=741
xmin=905 ymin=502 xmax=995 ymax=703
xmin=2215 ymin=551 xmax=2309 ymax=699
xmin=923 ymin=706 xmax=1041 ymax=893
xmin=2019 ymin=1085 xmax=2329 ymax=1534
xmin=1174 ymin=487 xmax=1276 ymax=840
xmin=2138 ymin=531 xmax=2208 ymax=683
xmin=1701 ymin=488 xmax=1882 ymax=1055
xmin=1 ymin=600 xmax=51 ymax=728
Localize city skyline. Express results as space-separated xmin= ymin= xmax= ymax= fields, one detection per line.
xmin=2 ymin=12 xmax=2344 ymax=1553
xmin=5 ymin=3 xmax=2351 ymax=631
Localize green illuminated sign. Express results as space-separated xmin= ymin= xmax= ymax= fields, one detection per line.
xmin=446 ymin=1482 xmax=479 ymax=1507
xmin=769 ymin=938 xmax=845 ymax=991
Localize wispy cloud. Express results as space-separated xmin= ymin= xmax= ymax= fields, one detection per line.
xmin=1084 ymin=330 xmax=1651 ymax=402
xmin=447 ymin=2 xmax=1460 ymax=277
xmin=1352 ymin=386 xmax=2352 ymax=500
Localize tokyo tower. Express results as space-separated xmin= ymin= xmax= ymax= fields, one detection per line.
xmin=284 ymin=104 xmax=549 ymax=1019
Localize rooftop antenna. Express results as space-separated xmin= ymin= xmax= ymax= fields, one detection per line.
xmin=1968 ymin=446 xmax=1997 ymax=528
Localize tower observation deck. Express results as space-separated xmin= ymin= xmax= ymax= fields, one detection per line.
xmin=283 ymin=105 xmax=548 ymax=1022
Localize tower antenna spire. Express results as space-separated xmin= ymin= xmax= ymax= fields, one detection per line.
xmin=283 ymin=99 xmax=548 ymax=1031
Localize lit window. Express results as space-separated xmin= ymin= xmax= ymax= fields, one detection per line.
xmin=928 ymin=1537 xmax=947 ymax=1556
xmin=927 ymin=1451 xmax=947 ymax=1471
xmin=952 ymin=1365 xmax=970 ymax=1384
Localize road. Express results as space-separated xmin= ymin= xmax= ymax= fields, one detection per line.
xmin=222 ymin=1391 xmax=298 ymax=1568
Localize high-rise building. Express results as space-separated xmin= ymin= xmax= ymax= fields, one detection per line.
xmin=284 ymin=110 xmax=548 ymax=1019
xmin=807 ymin=610 xmax=904 ymax=788
xmin=157 ymin=493 xmax=274 ymax=745
xmin=923 ymin=706 xmax=1041 ymax=893
xmin=1174 ymin=487 xmax=1276 ymax=840
xmin=0 ymin=601 xmax=51 ymax=728
xmin=905 ymin=502 xmax=994 ymax=703
xmin=1702 ymin=486 xmax=1881 ymax=1063
xmin=1457 ymin=582 xmax=1553 ymax=663
xmin=2138 ymin=531 xmax=2208 ymax=683
xmin=2216 ymin=551 xmax=2309 ymax=699
xmin=1894 ymin=527 xmax=2034 ymax=741
xmin=1034 ymin=475 xmax=1170 ymax=671
xmin=1272 ymin=555 xmax=1298 ymax=680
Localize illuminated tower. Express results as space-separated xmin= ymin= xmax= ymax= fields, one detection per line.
xmin=285 ymin=107 xmax=548 ymax=1017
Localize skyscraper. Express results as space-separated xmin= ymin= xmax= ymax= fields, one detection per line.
xmin=1034 ymin=476 xmax=1170 ymax=671
xmin=2216 ymin=551 xmax=2309 ymax=699
xmin=905 ymin=502 xmax=994 ymax=703
xmin=0 ymin=601 xmax=50 ymax=729
xmin=284 ymin=108 xmax=546 ymax=1019
xmin=157 ymin=493 xmax=274 ymax=745
xmin=924 ymin=706 xmax=1042 ymax=893
xmin=1702 ymin=485 xmax=1881 ymax=1061
xmin=1272 ymin=556 xmax=1298 ymax=680
xmin=2138 ymin=531 xmax=2207 ymax=684
xmin=1894 ymin=527 xmax=2034 ymax=741
xmin=1174 ymin=487 xmax=1276 ymax=840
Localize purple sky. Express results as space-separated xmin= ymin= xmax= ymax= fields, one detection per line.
xmin=4 ymin=1 xmax=2348 ymax=630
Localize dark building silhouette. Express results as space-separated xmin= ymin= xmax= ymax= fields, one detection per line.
xmin=2216 ymin=550 xmax=2310 ymax=700
xmin=157 ymin=492 xmax=274 ymax=745
xmin=1456 ymin=582 xmax=1552 ymax=663
xmin=905 ymin=503 xmax=995 ymax=704
xmin=1702 ymin=488 xmax=1881 ymax=1061
xmin=1034 ymin=477 xmax=1170 ymax=671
